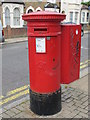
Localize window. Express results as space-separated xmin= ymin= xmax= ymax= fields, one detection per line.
xmin=82 ymin=12 xmax=85 ymax=22
xmin=13 ymin=8 xmax=20 ymax=26
xmin=75 ymin=12 xmax=78 ymax=24
xmin=70 ymin=12 xmax=73 ymax=23
xmin=36 ymin=7 xmax=42 ymax=12
xmin=5 ymin=7 xmax=10 ymax=26
xmin=87 ymin=13 xmax=89 ymax=22
xmin=28 ymin=9 xmax=33 ymax=13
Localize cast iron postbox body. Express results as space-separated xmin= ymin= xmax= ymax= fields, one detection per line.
xmin=22 ymin=11 xmax=66 ymax=115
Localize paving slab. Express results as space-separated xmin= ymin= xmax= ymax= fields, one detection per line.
xmin=1 ymin=74 xmax=89 ymax=119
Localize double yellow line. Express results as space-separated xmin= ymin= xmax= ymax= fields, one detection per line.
xmin=80 ymin=60 xmax=90 ymax=69
xmin=0 ymin=60 xmax=89 ymax=106
xmin=0 ymin=85 xmax=29 ymax=106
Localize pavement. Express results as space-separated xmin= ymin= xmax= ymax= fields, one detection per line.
xmin=0 ymin=74 xmax=89 ymax=119
xmin=0 ymin=37 xmax=28 ymax=45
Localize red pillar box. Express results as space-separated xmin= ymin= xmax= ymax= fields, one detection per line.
xmin=61 ymin=24 xmax=81 ymax=84
xmin=22 ymin=11 xmax=66 ymax=115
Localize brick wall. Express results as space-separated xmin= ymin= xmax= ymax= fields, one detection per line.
xmin=24 ymin=2 xmax=60 ymax=12
xmin=4 ymin=26 xmax=27 ymax=39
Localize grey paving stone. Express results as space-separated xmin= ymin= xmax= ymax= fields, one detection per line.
xmin=77 ymin=107 xmax=88 ymax=114
xmin=0 ymin=113 xmax=2 ymax=119
xmin=62 ymin=114 xmax=74 ymax=118
xmin=13 ymin=113 xmax=25 ymax=118
xmin=65 ymin=98 xmax=74 ymax=103
xmin=20 ymin=103 xmax=29 ymax=108
xmin=75 ymin=103 xmax=86 ymax=109
xmin=66 ymin=101 xmax=75 ymax=107
xmin=78 ymin=94 xmax=87 ymax=100
xmin=81 ymin=96 xmax=88 ymax=103
xmin=60 ymin=109 xmax=72 ymax=116
xmin=61 ymin=97 xmax=66 ymax=102
xmin=73 ymin=99 xmax=83 ymax=104
xmin=0 ymin=108 xmax=7 ymax=115
xmin=3 ymin=95 xmax=29 ymax=110
xmin=0 ymin=109 xmax=2 ymax=115
xmin=74 ymin=114 xmax=83 ymax=118
xmin=72 ymin=110 xmax=80 ymax=115
xmin=5 ymin=110 xmax=16 ymax=117
xmin=85 ymin=106 xmax=88 ymax=110
xmin=25 ymin=101 xmax=30 ymax=106
xmin=64 ymin=94 xmax=72 ymax=100
xmin=62 ymin=88 xmax=68 ymax=93
xmin=69 ymin=111 xmax=79 ymax=118
xmin=2 ymin=112 xmax=11 ymax=118
xmin=10 ymin=107 xmax=21 ymax=114
xmin=82 ymin=101 xmax=88 ymax=106
xmin=16 ymin=105 xmax=25 ymax=112
xmin=78 ymin=112 xmax=88 ymax=118
xmin=68 ymin=87 xmax=75 ymax=91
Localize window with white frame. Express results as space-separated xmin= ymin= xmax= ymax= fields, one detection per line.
xmin=75 ymin=12 xmax=78 ymax=24
xmin=70 ymin=12 xmax=73 ymax=23
xmin=5 ymin=7 xmax=10 ymax=26
xmin=87 ymin=12 xmax=89 ymax=22
xmin=28 ymin=9 xmax=33 ymax=13
xmin=13 ymin=8 xmax=20 ymax=26
xmin=82 ymin=12 xmax=85 ymax=22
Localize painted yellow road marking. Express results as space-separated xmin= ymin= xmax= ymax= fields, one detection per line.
xmin=0 ymin=96 xmax=4 ymax=100
xmin=7 ymin=85 xmax=29 ymax=96
xmin=0 ymin=89 xmax=29 ymax=106
xmin=80 ymin=62 xmax=83 ymax=65
xmin=80 ymin=63 xmax=88 ymax=69
xmin=80 ymin=60 xmax=90 ymax=66
xmin=0 ymin=60 xmax=89 ymax=106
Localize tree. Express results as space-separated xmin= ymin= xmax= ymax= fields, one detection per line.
xmin=81 ymin=1 xmax=90 ymax=7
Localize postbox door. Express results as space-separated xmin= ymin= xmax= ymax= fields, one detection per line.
xmin=28 ymin=36 xmax=61 ymax=93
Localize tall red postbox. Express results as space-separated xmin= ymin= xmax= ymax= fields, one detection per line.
xmin=22 ymin=11 xmax=66 ymax=115
xmin=61 ymin=24 xmax=81 ymax=84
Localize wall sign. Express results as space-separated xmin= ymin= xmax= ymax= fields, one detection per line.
xmin=36 ymin=38 xmax=46 ymax=53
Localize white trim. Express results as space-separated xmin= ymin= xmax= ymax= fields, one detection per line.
xmin=2 ymin=3 xmax=24 ymax=28
xmin=26 ymin=6 xmax=35 ymax=13
xmin=10 ymin=26 xmax=23 ymax=28
xmin=36 ymin=7 xmax=42 ymax=11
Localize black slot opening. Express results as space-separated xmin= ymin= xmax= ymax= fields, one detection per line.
xmin=34 ymin=28 xmax=47 ymax=32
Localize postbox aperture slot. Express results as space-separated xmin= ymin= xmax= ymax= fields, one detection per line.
xmin=34 ymin=28 xmax=47 ymax=32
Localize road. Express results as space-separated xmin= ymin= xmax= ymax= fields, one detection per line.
xmin=1 ymin=33 xmax=89 ymax=106
xmin=2 ymin=42 xmax=29 ymax=96
xmin=81 ymin=33 xmax=89 ymax=63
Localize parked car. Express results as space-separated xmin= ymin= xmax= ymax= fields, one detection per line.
xmin=0 ymin=18 xmax=5 ymax=42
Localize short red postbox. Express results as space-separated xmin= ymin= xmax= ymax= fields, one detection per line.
xmin=22 ymin=11 xmax=66 ymax=115
xmin=61 ymin=24 xmax=81 ymax=84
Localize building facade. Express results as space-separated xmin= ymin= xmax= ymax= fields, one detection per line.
xmin=81 ymin=5 xmax=90 ymax=25
xmin=0 ymin=0 xmax=60 ymax=38
xmin=2 ymin=0 xmax=24 ymax=28
xmin=0 ymin=2 xmax=2 ymax=19
xmin=61 ymin=0 xmax=82 ymax=24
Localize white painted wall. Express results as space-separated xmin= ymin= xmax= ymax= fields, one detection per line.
xmin=61 ymin=0 xmax=82 ymax=24
xmin=45 ymin=8 xmax=59 ymax=12
xmin=81 ymin=9 xmax=89 ymax=24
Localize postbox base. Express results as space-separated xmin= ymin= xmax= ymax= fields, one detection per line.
xmin=30 ymin=88 xmax=62 ymax=115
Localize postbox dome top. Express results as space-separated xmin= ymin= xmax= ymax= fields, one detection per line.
xmin=22 ymin=11 xmax=66 ymax=22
